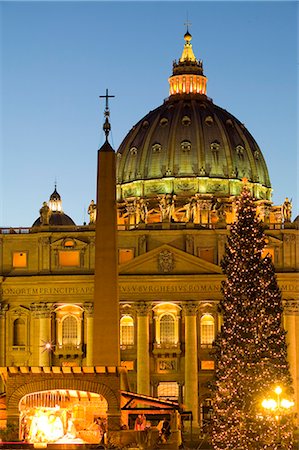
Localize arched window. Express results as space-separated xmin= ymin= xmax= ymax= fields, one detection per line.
xmin=120 ymin=315 xmax=134 ymax=346
xmin=200 ymin=314 xmax=215 ymax=347
xmin=13 ymin=318 xmax=25 ymax=346
xmin=62 ymin=316 xmax=78 ymax=346
xmin=160 ymin=314 xmax=175 ymax=344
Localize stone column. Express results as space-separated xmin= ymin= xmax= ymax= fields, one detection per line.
xmin=284 ymin=300 xmax=299 ymax=425
xmin=31 ymin=303 xmax=52 ymax=366
xmin=0 ymin=304 xmax=8 ymax=367
xmin=84 ymin=303 xmax=94 ymax=366
xmin=136 ymin=302 xmax=151 ymax=396
xmin=183 ymin=302 xmax=199 ymax=426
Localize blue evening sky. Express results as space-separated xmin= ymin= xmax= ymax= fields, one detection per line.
xmin=1 ymin=1 xmax=298 ymax=227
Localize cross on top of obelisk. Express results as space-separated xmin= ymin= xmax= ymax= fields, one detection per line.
xmin=99 ymin=89 xmax=115 ymax=141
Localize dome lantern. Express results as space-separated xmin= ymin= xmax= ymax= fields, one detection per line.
xmin=168 ymin=30 xmax=207 ymax=96
xmin=49 ymin=184 xmax=62 ymax=213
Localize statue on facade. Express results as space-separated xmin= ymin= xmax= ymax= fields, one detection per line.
xmin=282 ymin=197 xmax=292 ymax=222
xmin=140 ymin=198 xmax=148 ymax=223
xmin=185 ymin=197 xmax=199 ymax=223
xmin=159 ymin=194 xmax=177 ymax=222
xmin=88 ymin=200 xmax=97 ymax=224
xmin=211 ymin=198 xmax=226 ymax=223
xmin=39 ymin=202 xmax=50 ymax=225
xmin=135 ymin=198 xmax=148 ymax=224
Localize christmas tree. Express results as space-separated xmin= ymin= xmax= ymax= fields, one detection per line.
xmin=211 ymin=185 xmax=294 ymax=450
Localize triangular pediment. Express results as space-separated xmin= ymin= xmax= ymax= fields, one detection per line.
xmin=119 ymin=244 xmax=222 ymax=275
xmin=50 ymin=237 xmax=88 ymax=249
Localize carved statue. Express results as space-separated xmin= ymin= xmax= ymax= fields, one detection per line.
xmin=137 ymin=198 xmax=148 ymax=224
xmin=39 ymin=202 xmax=50 ymax=225
xmin=211 ymin=198 xmax=226 ymax=222
xmin=282 ymin=197 xmax=292 ymax=222
xmin=88 ymin=200 xmax=97 ymax=224
xmin=159 ymin=194 xmax=177 ymax=222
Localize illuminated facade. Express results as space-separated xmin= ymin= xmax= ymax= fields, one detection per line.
xmin=0 ymin=31 xmax=298 ymax=439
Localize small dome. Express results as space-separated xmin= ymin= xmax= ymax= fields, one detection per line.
xmin=32 ymin=212 xmax=76 ymax=228
xmin=32 ymin=187 xmax=76 ymax=228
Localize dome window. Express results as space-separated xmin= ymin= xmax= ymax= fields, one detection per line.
xmin=182 ymin=115 xmax=191 ymax=126
xmin=210 ymin=141 xmax=220 ymax=152
xmin=226 ymin=119 xmax=234 ymax=127
xmin=142 ymin=120 xmax=149 ymax=129
xmin=129 ymin=147 xmax=138 ymax=156
xmin=205 ymin=115 xmax=214 ymax=126
xmin=152 ymin=143 xmax=162 ymax=153
xmin=254 ymin=150 xmax=260 ymax=160
xmin=236 ymin=145 xmax=245 ymax=159
xmin=181 ymin=140 xmax=191 ymax=152
xmin=160 ymin=118 xmax=168 ymax=127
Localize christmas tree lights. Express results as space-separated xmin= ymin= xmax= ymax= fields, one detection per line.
xmin=211 ymin=185 xmax=294 ymax=450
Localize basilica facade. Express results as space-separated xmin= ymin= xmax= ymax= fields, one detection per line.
xmin=0 ymin=31 xmax=298 ymax=436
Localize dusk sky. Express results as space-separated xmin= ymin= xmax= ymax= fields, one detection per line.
xmin=1 ymin=1 xmax=298 ymax=227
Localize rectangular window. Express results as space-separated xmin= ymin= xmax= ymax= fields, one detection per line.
xmin=59 ymin=251 xmax=80 ymax=267
xmin=119 ymin=248 xmax=134 ymax=264
xmin=13 ymin=252 xmax=27 ymax=268
xmin=121 ymin=361 xmax=134 ymax=371
xmin=198 ymin=248 xmax=214 ymax=264
xmin=157 ymin=382 xmax=179 ymax=401
xmin=201 ymin=360 xmax=215 ymax=370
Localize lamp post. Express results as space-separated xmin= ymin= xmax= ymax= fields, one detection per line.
xmin=261 ymin=386 xmax=294 ymax=449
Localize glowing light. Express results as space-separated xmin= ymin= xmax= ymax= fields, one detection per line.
xmin=262 ymin=399 xmax=277 ymax=410
xmin=275 ymin=386 xmax=282 ymax=395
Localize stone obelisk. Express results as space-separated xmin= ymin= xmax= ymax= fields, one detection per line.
xmin=93 ymin=90 xmax=120 ymax=366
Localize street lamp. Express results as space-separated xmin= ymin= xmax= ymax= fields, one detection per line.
xmin=262 ymin=386 xmax=294 ymax=448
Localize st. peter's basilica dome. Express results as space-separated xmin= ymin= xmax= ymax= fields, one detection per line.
xmin=116 ymin=31 xmax=272 ymax=227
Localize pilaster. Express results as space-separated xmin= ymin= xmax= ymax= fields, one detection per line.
xmin=0 ymin=304 xmax=8 ymax=366
xmin=84 ymin=302 xmax=94 ymax=366
xmin=183 ymin=302 xmax=199 ymax=426
xmin=284 ymin=299 xmax=299 ymax=425
xmin=30 ymin=303 xmax=53 ymax=366
xmin=135 ymin=302 xmax=152 ymax=396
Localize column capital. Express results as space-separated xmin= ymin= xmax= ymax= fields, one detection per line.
xmin=84 ymin=302 xmax=94 ymax=317
xmin=135 ymin=302 xmax=152 ymax=316
xmin=30 ymin=302 xmax=53 ymax=318
xmin=0 ymin=303 xmax=8 ymax=318
xmin=182 ymin=302 xmax=198 ymax=316
xmin=283 ymin=299 xmax=299 ymax=315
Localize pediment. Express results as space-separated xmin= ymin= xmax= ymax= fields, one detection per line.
xmin=119 ymin=244 xmax=222 ymax=275
xmin=266 ymin=235 xmax=283 ymax=246
xmin=50 ymin=237 xmax=88 ymax=249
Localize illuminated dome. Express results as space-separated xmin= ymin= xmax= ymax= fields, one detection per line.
xmin=32 ymin=186 xmax=76 ymax=227
xmin=116 ymin=32 xmax=272 ymax=224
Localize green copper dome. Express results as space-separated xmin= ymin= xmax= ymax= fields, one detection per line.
xmin=116 ymin=32 xmax=271 ymax=221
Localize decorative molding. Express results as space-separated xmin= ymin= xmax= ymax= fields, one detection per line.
xmin=0 ymin=303 xmax=9 ymax=318
xmin=158 ymin=250 xmax=175 ymax=273
xmin=182 ymin=302 xmax=199 ymax=316
xmin=283 ymin=299 xmax=299 ymax=315
xmin=135 ymin=302 xmax=152 ymax=316
xmin=84 ymin=302 xmax=94 ymax=317
xmin=30 ymin=303 xmax=53 ymax=318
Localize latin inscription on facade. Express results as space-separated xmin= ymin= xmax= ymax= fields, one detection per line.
xmin=1 ymin=286 xmax=94 ymax=296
